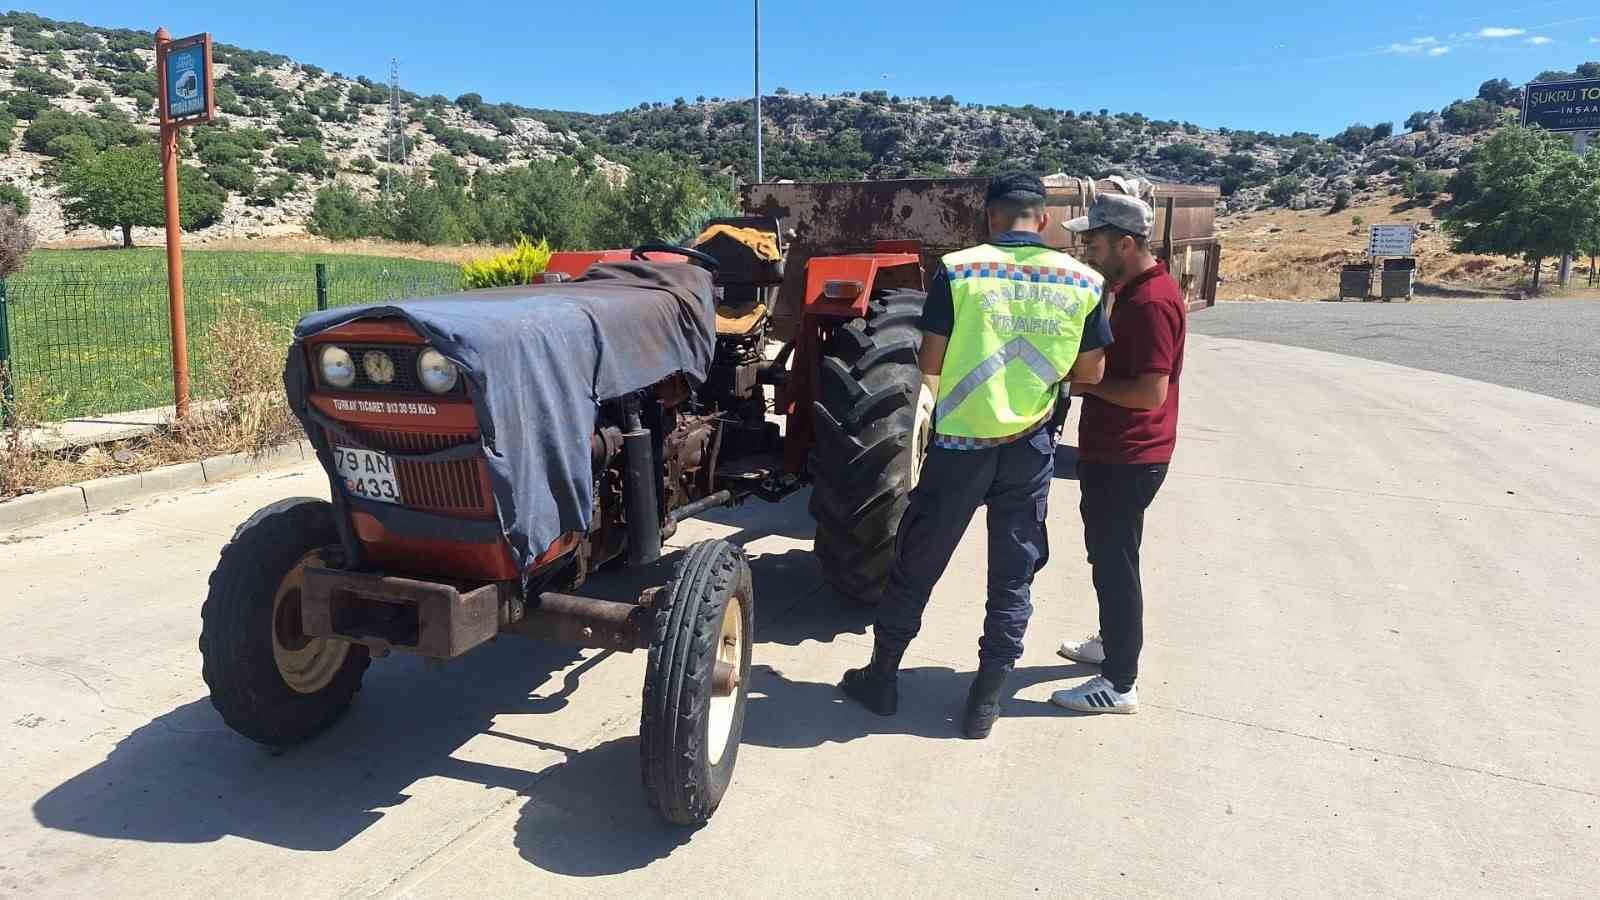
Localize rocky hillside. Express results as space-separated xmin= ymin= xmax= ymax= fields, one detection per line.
xmin=0 ymin=10 xmax=1571 ymax=245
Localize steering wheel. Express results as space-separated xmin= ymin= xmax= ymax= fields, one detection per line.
xmin=631 ymin=242 xmax=720 ymax=272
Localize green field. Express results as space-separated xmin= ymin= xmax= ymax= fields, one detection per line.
xmin=3 ymin=249 xmax=464 ymax=420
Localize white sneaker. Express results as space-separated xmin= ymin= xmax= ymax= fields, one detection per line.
xmin=1057 ymin=633 xmax=1105 ymax=666
xmin=1051 ymin=675 xmax=1138 ymax=714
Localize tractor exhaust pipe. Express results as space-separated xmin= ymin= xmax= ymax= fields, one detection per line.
xmin=622 ymin=395 xmax=663 ymax=566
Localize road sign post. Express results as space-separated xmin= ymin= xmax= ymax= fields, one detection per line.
xmin=154 ymin=28 xmax=214 ymax=420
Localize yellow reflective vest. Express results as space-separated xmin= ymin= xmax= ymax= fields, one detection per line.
xmin=934 ymin=242 xmax=1103 ymax=446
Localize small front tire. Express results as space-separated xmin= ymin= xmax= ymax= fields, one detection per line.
xmin=640 ymin=539 xmax=754 ymax=825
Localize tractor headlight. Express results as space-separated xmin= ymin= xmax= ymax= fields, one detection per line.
xmin=417 ymin=348 xmax=459 ymax=394
xmin=318 ymin=345 xmax=356 ymax=388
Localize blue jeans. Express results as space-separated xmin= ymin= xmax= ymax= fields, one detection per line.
xmin=874 ymin=426 xmax=1054 ymax=665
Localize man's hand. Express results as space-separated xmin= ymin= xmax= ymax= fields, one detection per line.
xmin=1076 ymin=373 xmax=1169 ymax=410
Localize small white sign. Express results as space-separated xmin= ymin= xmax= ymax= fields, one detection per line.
xmin=1369 ymin=224 xmax=1414 ymax=257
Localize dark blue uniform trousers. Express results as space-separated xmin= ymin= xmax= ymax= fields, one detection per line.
xmin=874 ymin=425 xmax=1054 ymax=665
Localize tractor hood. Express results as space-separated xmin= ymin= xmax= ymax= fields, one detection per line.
xmin=285 ymin=262 xmax=717 ymax=578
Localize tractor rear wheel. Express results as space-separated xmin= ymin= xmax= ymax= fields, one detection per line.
xmin=808 ymin=288 xmax=930 ymax=604
xmin=200 ymin=497 xmax=371 ymax=747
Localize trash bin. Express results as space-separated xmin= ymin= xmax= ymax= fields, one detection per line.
xmin=1380 ymin=258 xmax=1415 ymax=301
xmin=1339 ymin=264 xmax=1374 ymax=301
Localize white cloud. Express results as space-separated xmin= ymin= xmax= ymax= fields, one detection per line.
xmin=1384 ymin=37 xmax=1441 ymax=54
xmin=1429 ymin=46 xmax=1452 ymax=56
xmin=1478 ymin=27 xmax=1526 ymax=38
xmin=1591 ymin=36 xmax=1600 ymax=44
xmin=1527 ymin=35 xmax=1553 ymax=45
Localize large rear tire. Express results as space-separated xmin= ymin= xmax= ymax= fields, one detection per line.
xmin=200 ymin=497 xmax=371 ymax=747
xmin=640 ymin=539 xmax=754 ymax=826
xmin=808 ymin=288 xmax=930 ymax=604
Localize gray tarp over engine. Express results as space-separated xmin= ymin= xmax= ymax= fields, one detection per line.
xmin=284 ymin=262 xmax=717 ymax=576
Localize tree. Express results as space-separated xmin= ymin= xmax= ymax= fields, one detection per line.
xmin=1441 ymin=99 xmax=1501 ymax=134
xmin=308 ymin=181 xmax=373 ymax=239
xmin=1404 ymin=111 xmax=1432 ymax=132
xmin=1267 ymin=176 xmax=1302 ymax=206
xmin=1477 ymin=78 xmax=1518 ymax=107
xmin=1371 ymin=122 xmax=1394 ymax=143
xmin=1332 ymin=188 xmax=1352 ymax=212
xmin=14 ymin=66 xmax=72 ymax=97
xmin=58 ymin=146 xmax=224 ymax=248
xmin=1405 ymin=169 xmax=1447 ymax=201
xmin=0 ymin=183 xmax=30 ymax=217
xmin=6 ymin=92 xmax=50 ymax=120
xmin=1331 ymin=123 xmax=1373 ymax=150
xmin=1443 ymin=126 xmax=1600 ymax=290
xmin=591 ymin=153 xmax=722 ymax=249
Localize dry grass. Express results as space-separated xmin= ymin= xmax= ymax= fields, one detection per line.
xmin=157 ymin=302 xmax=300 ymax=459
xmin=1215 ymin=199 xmax=1550 ymax=301
xmin=1 ymin=303 xmax=303 ymax=503
xmin=1 ymin=365 xmax=78 ymax=499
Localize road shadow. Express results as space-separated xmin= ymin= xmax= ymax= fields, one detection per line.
xmin=511 ymin=736 xmax=696 ymax=876
xmin=31 ymin=638 xmax=585 ymax=851
xmin=741 ymin=661 xmax=1100 ymax=748
xmin=28 ymin=517 xmax=864 ymax=874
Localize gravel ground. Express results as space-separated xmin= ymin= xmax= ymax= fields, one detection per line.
xmin=1190 ymin=298 xmax=1600 ymax=407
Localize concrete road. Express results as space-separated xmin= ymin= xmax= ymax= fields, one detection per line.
xmin=2 ymin=335 xmax=1597 ymax=898
xmin=1192 ymin=297 xmax=1600 ymax=407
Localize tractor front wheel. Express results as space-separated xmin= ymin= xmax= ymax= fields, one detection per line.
xmin=200 ymin=497 xmax=371 ymax=747
xmin=640 ymin=539 xmax=754 ymax=825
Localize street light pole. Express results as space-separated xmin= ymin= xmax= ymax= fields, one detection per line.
xmin=753 ymin=0 xmax=763 ymax=184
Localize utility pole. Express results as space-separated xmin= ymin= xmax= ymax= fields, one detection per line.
xmin=384 ymin=58 xmax=406 ymax=200
xmin=753 ymin=0 xmax=763 ymax=184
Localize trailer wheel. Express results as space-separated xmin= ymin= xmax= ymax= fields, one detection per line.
xmin=200 ymin=497 xmax=370 ymax=747
xmin=640 ymin=539 xmax=754 ymax=826
xmin=809 ymin=288 xmax=928 ymax=604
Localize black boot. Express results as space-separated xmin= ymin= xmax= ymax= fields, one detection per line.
xmin=839 ymin=641 xmax=904 ymax=716
xmin=961 ymin=662 xmax=1013 ymax=739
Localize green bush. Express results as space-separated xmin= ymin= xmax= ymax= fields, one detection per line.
xmin=276 ymin=109 xmax=322 ymax=141
xmin=273 ymin=140 xmax=335 ymax=178
xmin=207 ymin=160 xmax=257 ymax=193
xmin=14 ymin=66 xmax=72 ymax=97
xmin=1267 ymin=176 xmax=1302 ymax=206
xmin=44 ymin=134 xmax=98 ymax=161
xmin=76 ymin=85 xmax=109 ymax=102
xmin=462 ymin=237 xmax=553 ymax=287
xmin=109 ymin=70 xmax=158 ymax=99
xmin=249 ymin=173 xmax=297 ymax=207
xmin=351 ymin=154 xmax=377 ymax=174
xmin=6 ymin=92 xmax=50 ymax=120
xmin=0 ymin=183 xmax=30 ymax=216
xmin=130 ymin=91 xmax=155 ymax=114
xmin=0 ymin=113 xmax=13 ymax=154
xmin=1332 ymin=188 xmax=1352 ymax=212
xmin=308 ymin=181 xmax=373 ymax=239
xmin=97 ymin=50 xmax=145 ymax=72
xmin=1405 ymin=169 xmax=1448 ymax=201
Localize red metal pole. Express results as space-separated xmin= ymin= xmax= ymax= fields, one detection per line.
xmin=155 ymin=26 xmax=189 ymax=419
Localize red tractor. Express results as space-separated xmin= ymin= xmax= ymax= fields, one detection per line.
xmin=198 ymin=176 xmax=1219 ymax=824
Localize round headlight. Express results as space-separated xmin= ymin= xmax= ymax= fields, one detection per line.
xmin=417 ymin=348 xmax=459 ymax=394
xmin=362 ymin=350 xmax=397 ymax=385
xmin=319 ymin=346 xmax=355 ymax=388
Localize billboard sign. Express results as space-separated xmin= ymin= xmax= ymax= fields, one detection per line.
xmin=160 ymin=32 xmax=214 ymax=125
xmin=1521 ymin=78 xmax=1600 ymax=134
xmin=1369 ymin=224 xmax=1414 ymax=258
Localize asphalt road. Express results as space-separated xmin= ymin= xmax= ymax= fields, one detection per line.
xmin=1191 ymin=298 xmax=1600 ymax=407
xmin=4 ymin=335 xmax=1598 ymax=898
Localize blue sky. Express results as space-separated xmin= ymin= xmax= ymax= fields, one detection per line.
xmin=30 ymin=0 xmax=1600 ymax=135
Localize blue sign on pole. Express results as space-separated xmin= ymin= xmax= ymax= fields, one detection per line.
xmin=161 ymin=34 xmax=212 ymax=124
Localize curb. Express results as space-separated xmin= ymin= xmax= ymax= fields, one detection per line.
xmin=1 ymin=440 xmax=311 ymax=533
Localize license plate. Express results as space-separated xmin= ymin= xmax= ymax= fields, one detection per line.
xmin=334 ymin=446 xmax=403 ymax=505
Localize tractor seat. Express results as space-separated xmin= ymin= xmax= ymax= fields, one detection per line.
xmin=692 ymin=216 xmax=785 ymax=288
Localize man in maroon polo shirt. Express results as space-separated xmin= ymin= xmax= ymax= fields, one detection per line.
xmin=1049 ymin=192 xmax=1186 ymax=715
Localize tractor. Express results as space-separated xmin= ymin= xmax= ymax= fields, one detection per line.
xmin=198 ymin=176 xmax=1219 ymax=825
